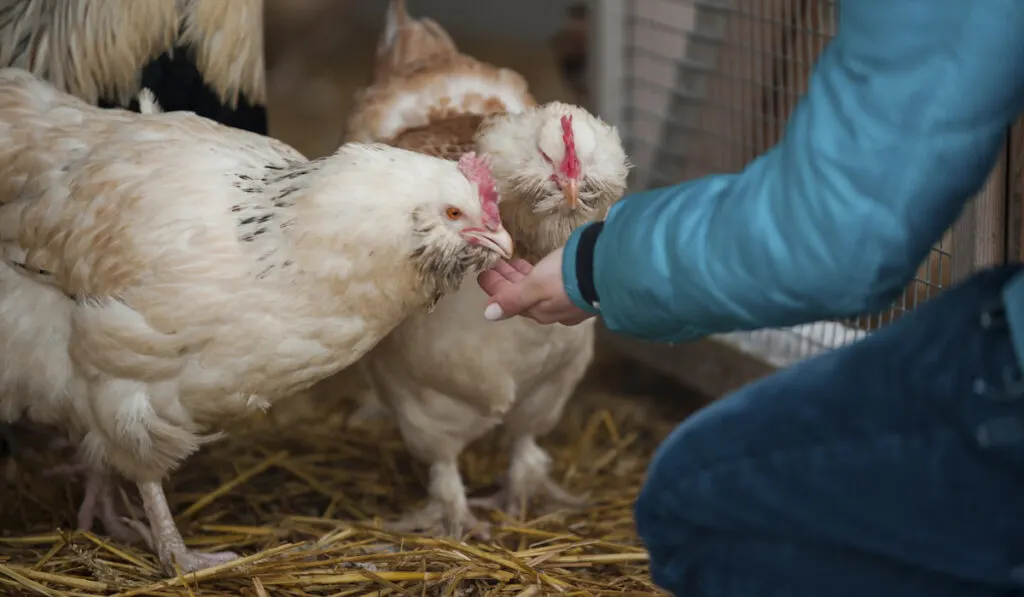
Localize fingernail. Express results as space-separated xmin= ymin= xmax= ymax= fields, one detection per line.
xmin=484 ymin=303 xmax=504 ymax=321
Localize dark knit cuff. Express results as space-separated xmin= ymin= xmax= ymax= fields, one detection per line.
xmin=574 ymin=221 xmax=603 ymax=308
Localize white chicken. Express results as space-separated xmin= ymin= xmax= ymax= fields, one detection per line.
xmin=341 ymin=0 xmax=630 ymax=426
xmin=343 ymin=0 xmax=631 ymax=538
xmin=344 ymin=0 xmax=628 ymax=261
xmin=0 ymin=67 xmax=513 ymax=572
xmin=0 ymin=0 xmax=269 ymax=467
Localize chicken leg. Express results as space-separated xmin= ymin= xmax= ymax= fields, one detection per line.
xmin=468 ymin=436 xmax=587 ymax=519
xmin=346 ymin=387 xmax=390 ymax=428
xmin=44 ymin=460 xmax=141 ymax=543
xmin=124 ymin=480 xmax=239 ymax=573
xmin=383 ymin=460 xmax=490 ymax=540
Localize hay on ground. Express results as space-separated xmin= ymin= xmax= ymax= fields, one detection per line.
xmin=0 ymin=355 xmax=704 ymax=596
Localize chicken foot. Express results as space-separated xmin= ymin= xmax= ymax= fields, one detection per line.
xmin=43 ymin=461 xmax=142 ymax=543
xmin=468 ymin=436 xmax=588 ymax=519
xmin=123 ymin=480 xmax=239 ymax=573
xmin=383 ymin=461 xmax=491 ymax=541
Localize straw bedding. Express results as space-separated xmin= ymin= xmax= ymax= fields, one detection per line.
xmin=0 ymin=19 xmax=696 ymax=595
xmin=0 ymin=352 xmax=705 ymax=596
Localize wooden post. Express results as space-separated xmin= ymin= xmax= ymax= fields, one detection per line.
xmin=1007 ymin=119 xmax=1024 ymax=263
xmin=591 ymin=0 xmax=626 ymax=128
xmin=951 ymin=146 xmax=1008 ymax=283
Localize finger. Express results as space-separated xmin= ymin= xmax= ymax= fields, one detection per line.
xmin=507 ymin=258 xmax=534 ymax=276
xmin=477 ymin=260 xmax=529 ymax=297
xmin=494 ymin=259 xmax=530 ymax=282
xmin=477 ymin=268 xmax=513 ymax=298
xmin=484 ymin=276 xmax=548 ymax=321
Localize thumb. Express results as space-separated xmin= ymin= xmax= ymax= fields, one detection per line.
xmin=484 ymin=276 xmax=545 ymax=321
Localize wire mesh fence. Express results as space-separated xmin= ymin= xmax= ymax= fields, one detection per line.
xmin=604 ymin=0 xmax=1011 ymax=367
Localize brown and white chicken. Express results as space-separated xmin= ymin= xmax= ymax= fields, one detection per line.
xmin=342 ymin=0 xmax=630 ymax=539
xmin=0 ymin=67 xmax=513 ymax=572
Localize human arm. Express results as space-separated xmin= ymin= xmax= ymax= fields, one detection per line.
xmin=556 ymin=0 xmax=1024 ymax=343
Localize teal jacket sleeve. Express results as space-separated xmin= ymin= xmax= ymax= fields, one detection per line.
xmin=563 ymin=0 xmax=1024 ymax=344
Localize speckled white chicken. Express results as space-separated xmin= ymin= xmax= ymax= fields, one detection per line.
xmin=0 ymin=0 xmax=271 ymax=464
xmin=345 ymin=0 xmax=631 ymax=538
xmin=0 ymin=67 xmax=513 ymax=572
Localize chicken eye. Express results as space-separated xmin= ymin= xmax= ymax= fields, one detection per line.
xmin=445 ymin=207 xmax=463 ymax=220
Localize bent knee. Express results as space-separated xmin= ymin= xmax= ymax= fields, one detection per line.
xmin=634 ymin=402 xmax=766 ymax=545
xmin=635 ymin=426 xmax=706 ymax=548
xmin=633 ymin=499 xmax=711 ymax=595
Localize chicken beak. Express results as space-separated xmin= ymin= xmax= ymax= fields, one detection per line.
xmin=466 ymin=227 xmax=515 ymax=260
xmin=560 ymin=178 xmax=580 ymax=210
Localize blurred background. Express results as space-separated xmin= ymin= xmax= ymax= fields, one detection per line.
xmin=262 ymin=0 xmax=1018 ymax=397
xmin=263 ymin=0 xmax=588 ymax=159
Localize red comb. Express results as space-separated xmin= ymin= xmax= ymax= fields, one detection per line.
xmin=457 ymin=152 xmax=501 ymax=229
xmin=560 ymin=114 xmax=581 ymax=179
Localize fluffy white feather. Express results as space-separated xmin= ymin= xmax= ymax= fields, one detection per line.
xmin=0 ymin=67 xmax=512 ymax=572
xmin=361 ymin=275 xmax=596 ymax=538
xmin=136 ymin=87 xmax=162 ymax=114
xmin=342 ymin=0 xmax=631 ymax=540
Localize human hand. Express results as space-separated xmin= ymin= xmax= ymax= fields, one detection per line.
xmin=476 ymin=248 xmax=595 ymax=326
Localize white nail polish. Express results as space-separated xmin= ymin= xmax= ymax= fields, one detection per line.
xmin=484 ymin=303 xmax=504 ymax=321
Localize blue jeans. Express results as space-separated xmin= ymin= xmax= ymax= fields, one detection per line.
xmin=636 ymin=265 xmax=1024 ymax=597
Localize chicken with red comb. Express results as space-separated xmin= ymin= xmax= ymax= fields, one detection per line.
xmin=0 ymin=67 xmax=513 ymax=573
xmin=343 ymin=0 xmax=633 ymax=540
xmin=457 ymin=152 xmax=502 ymax=230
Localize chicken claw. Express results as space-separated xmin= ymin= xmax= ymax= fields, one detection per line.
xmin=44 ymin=461 xmax=142 ymax=544
xmin=127 ymin=480 xmax=239 ymax=573
xmin=468 ymin=476 xmax=589 ymax=519
xmin=468 ymin=437 xmax=588 ymax=519
xmin=77 ymin=470 xmax=144 ymax=543
xmin=383 ymin=499 xmax=491 ymax=541
xmin=383 ymin=460 xmax=491 ymax=541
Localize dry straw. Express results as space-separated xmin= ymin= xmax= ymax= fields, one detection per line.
xmin=0 ymin=355 xmax=698 ymax=596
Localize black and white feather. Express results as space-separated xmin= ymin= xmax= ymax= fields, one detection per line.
xmin=0 ymin=0 xmax=268 ymax=134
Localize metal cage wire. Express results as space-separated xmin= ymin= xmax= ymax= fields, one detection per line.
xmin=595 ymin=0 xmax=1011 ymax=368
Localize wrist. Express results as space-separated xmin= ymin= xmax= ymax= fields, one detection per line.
xmin=575 ymin=221 xmax=603 ymax=308
xmin=561 ymin=221 xmax=603 ymax=314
